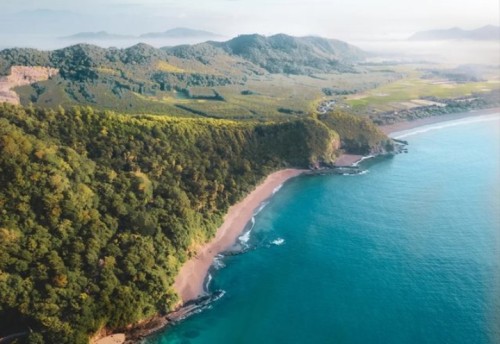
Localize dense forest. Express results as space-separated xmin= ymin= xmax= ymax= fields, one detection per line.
xmin=319 ymin=111 xmax=391 ymax=155
xmin=0 ymin=104 xmax=344 ymax=343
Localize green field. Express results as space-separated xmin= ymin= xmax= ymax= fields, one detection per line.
xmin=346 ymin=67 xmax=500 ymax=113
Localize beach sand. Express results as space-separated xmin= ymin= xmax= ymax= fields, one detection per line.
xmin=333 ymin=154 xmax=364 ymax=167
xmin=379 ymin=108 xmax=500 ymax=135
xmin=93 ymin=334 xmax=126 ymax=344
xmin=174 ymin=169 xmax=306 ymax=303
xmin=92 ymin=171 xmax=304 ymax=343
xmin=333 ymin=108 xmax=500 ymax=166
xmin=97 ymin=107 xmax=500 ymax=343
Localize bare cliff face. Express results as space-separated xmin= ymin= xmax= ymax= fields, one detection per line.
xmin=0 ymin=66 xmax=58 ymax=105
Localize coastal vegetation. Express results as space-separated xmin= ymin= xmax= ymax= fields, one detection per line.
xmin=319 ymin=111 xmax=390 ymax=154
xmin=0 ymin=33 xmax=498 ymax=344
xmin=0 ymin=104 xmax=341 ymax=343
xmin=0 ymin=37 xmax=400 ymax=119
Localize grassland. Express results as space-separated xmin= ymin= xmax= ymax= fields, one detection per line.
xmin=151 ymin=70 xmax=402 ymax=119
xmin=9 ymin=57 xmax=500 ymax=121
xmin=345 ymin=65 xmax=500 ymax=113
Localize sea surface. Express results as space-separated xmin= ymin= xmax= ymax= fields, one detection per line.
xmin=147 ymin=114 xmax=500 ymax=344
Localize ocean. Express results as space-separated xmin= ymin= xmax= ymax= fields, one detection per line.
xmin=147 ymin=114 xmax=500 ymax=344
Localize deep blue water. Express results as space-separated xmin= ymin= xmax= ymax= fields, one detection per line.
xmin=148 ymin=114 xmax=500 ymax=344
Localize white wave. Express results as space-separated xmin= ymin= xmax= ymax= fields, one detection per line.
xmin=393 ymin=114 xmax=500 ymax=139
xmin=253 ymin=201 xmax=270 ymax=216
xmin=213 ymin=289 xmax=226 ymax=302
xmin=271 ymin=238 xmax=285 ymax=246
xmin=204 ymin=273 xmax=212 ymax=291
xmin=344 ymin=170 xmax=369 ymax=176
xmin=352 ymin=155 xmax=375 ymax=167
xmin=239 ymin=217 xmax=255 ymax=244
xmin=213 ymin=254 xmax=226 ymax=270
xmin=239 ymin=230 xmax=251 ymax=244
xmin=272 ymin=183 xmax=283 ymax=195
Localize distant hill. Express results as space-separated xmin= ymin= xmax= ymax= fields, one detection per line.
xmin=409 ymin=25 xmax=500 ymax=41
xmin=141 ymin=27 xmax=221 ymax=39
xmin=212 ymin=34 xmax=366 ymax=73
xmin=61 ymin=31 xmax=134 ymax=40
xmin=0 ymin=34 xmax=366 ymax=114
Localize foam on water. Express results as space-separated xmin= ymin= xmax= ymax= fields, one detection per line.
xmin=151 ymin=114 xmax=500 ymax=344
xmin=272 ymin=184 xmax=283 ymax=195
xmin=238 ymin=217 xmax=255 ymax=245
xmin=204 ymin=273 xmax=212 ymax=292
xmin=254 ymin=201 xmax=270 ymax=216
xmin=343 ymin=170 xmax=369 ymax=176
xmin=213 ymin=254 xmax=226 ymax=270
xmin=271 ymin=238 xmax=285 ymax=246
xmin=393 ymin=113 xmax=500 ymax=139
xmin=352 ymin=155 xmax=375 ymax=167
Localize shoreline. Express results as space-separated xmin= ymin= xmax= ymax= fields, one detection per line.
xmin=335 ymin=107 xmax=500 ymax=167
xmin=172 ymin=110 xmax=500 ymax=304
xmin=100 ymin=106 xmax=500 ymax=344
xmin=379 ymin=107 xmax=500 ymax=136
xmin=94 ymin=170 xmax=305 ymax=344
xmin=173 ymin=168 xmax=306 ymax=302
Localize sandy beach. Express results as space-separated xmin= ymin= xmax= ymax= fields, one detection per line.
xmin=333 ymin=154 xmax=364 ymax=167
xmin=96 ymin=107 xmax=500 ymax=344
xmin=379 ymin=108 xmax=500 ymax=135
xmin=174 ymin=168 xmax=306 ymax=303
xmin=93 ymin=334 xmax=126 ymax=344
xmin=333 ymin=107 xmax=500 ymax=166
xmin=174 ymin=107 xmax=500 ymax=303
xmin=92 ymin=170 xmax=305 ymax=344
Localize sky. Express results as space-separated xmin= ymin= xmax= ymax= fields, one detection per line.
xmin=0 ymin=0 xmax=498 ymax=40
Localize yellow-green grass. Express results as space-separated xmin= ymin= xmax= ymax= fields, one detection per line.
xmin=156 ymin=61 xmax=186 ymax=73
xmin=346 ymin=76 xmax=500 ymax=112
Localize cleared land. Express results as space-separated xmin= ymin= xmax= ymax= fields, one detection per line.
xmin=345 ymin=66 xmax=500 ymax=113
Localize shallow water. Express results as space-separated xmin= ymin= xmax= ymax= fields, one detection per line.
xmin=148 ymin=114 xmax=500 ymax=344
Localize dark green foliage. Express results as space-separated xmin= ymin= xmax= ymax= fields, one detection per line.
xmin=322 ymin=87 xmax=357 ymax=96
xmin=0 ymin=36 xmax=365 ymax=114
xmin=0 ymin=48 xmax=51 ymax=75
xmin=319 ymin=111 xmax=388 ymax=155
xmin=151 ymin=73 xmax=232 ymax=91
xmin=0 ymin=44 xmax=238 ymax=114
xmin=0 ymin=104 xmax=338 ymax=343
xmin=216 ymin=34 xmax=365 ymax=74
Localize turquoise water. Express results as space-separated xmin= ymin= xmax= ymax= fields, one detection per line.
xmin=148 ymin=114 xmax=500 ymax=344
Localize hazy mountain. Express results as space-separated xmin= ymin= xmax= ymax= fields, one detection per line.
xmin=211 ymin=34 xmax=366 ymax=73
xmin=61 ymin=31 xmax=134 ymax=40
xmin=409 ymin=25 xmax=500 ymax=41
xmin=141 ymin=27 xmax=221 ymax=39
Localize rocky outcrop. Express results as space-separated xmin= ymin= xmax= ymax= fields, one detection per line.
xmin=0 ymin=66 xmax=58 ymax=105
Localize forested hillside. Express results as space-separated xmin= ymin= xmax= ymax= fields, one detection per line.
xmin=216 ymin=34 xmax=365 ymax=74
xmin=319 ymin=111 xmax=390 ymax=154
xmin=0 ymin=104 xmax=338 ymax=343
xmin=0 ymin=35 xmax=365 ymax=114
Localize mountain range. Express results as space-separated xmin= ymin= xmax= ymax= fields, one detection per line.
xmin=409 ymin=25 xmax=500 ymax=41
xmin=61 ymin=31 xmax=135 ymax=40
xmin=61 ymin=28 xmax=222 ymax=41
xmin=140 ymin=27 xmax=221 ymax=39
